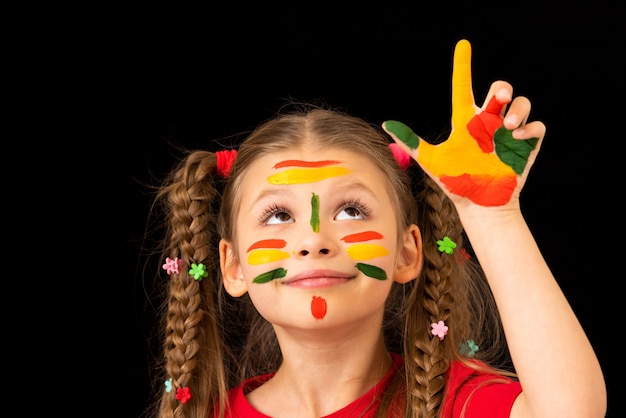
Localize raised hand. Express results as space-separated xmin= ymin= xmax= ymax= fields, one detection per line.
xmin=383 ymin=39 xmax=546 ymax=208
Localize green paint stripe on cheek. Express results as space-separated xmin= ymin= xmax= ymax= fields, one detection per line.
xmin=252 ymin=267 xmax=287 ymax=284
xmin=310 ymin=193 xmax=320 ymax=233
xmin=356 ymin=263 xmax=387 ymax=280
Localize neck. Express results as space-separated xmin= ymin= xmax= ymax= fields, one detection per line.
xmin=247 ymin=328 xmax=393 ymax=417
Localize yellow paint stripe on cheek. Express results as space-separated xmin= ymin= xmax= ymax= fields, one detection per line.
xmin=346 ymin=244 xmax=389 ymax=260
xmin=267 ymin=166 xmax=350 ymax=184
xmin=247 ymin=249 xmax=291 ymax=265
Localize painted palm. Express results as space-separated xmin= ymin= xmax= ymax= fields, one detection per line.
xmin=383 ymin=39 xmax=539 ymax=206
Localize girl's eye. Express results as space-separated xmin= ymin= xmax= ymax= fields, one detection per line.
xmin=335 ymin=200 xmax=371 ymax=221
xmin=260 ymin=205 xmax=294 ymax=225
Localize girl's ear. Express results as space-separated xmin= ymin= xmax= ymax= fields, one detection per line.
xmin=394 ymin=224 xmax=423 ymax=284
xmin=219 ymin=239 xmax=248 ymax=297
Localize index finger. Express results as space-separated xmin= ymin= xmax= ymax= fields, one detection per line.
xmin=451 ymin=39 xmax=476 ymax=127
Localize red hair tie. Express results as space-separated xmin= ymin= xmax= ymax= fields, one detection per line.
xmin=216 ymin=149 xmax=237 ymax=177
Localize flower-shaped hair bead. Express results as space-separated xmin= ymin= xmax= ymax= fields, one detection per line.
xmin=189 ymin=263 xmax=209 ymax=281
xmin=431 ymin=320 xmax=448 ymax=340
xmin=460 ymin=339 xmax=479 ymax=357
xmin=436 ymin=236 xmax=457 ymax=254
xmin=162 ymin=257 xmax=183 ymax=275
xmin=175 ymin=386 xmax=192 ymax=404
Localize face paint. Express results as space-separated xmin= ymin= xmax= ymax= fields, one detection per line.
xmin=356 ymin=263 xmax=387 ymax=280
xmin=311 ymin=295 xmax=327 ymax=319
xmin=346 ymin=244 xmax=389 ymax=260
xmin=253 ymin=267 xmax=287 ymax=284
xmin=247 ymin=239 xmax=290 ymax=282
xmin=310 ymin=193 xmax=320 ymax=233
xmin=247 ymin=239 xmax=287 ymax=251
xmin=273 ymin=160 xmax=340 ymax=168
xmin=343 ymin=231 xmax=388 ymax=260
xmin=342 ymin=231 xmax=389 ymax=280
xmin=247 ymin=239 xmax=290 ymax=265
xmin=341 ymin=231 xmax=383 ymax=243
xmin=268 ymin=160 xmax=349 ymax=185
xmin=247 ymin=249 xmax=290 ymax=265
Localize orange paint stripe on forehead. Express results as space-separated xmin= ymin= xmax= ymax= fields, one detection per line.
xmin=273 ymin=160 xmax=340 ymax=168
xmin=341 ymin=231 xmax=383 ymax=243
xmin=247 ymin=239 xmax=287 ymax=252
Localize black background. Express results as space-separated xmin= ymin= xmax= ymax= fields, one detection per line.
xmin=57 ymin=2 xmax=621 ymax=417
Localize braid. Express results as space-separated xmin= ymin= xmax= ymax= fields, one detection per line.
xmin=404 ymin=175 xmax=466 ymax=418
xmin=157 ymin=151 xmax=227 ymax=418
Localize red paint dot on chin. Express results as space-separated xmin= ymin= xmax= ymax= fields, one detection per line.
xmin=311 ymin=296 xmax=327 ymax=319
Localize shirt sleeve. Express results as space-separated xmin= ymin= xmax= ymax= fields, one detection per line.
xmin=442 ymin=360 xmax=522 ymax=418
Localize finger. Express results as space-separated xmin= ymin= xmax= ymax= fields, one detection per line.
xmin=503 ymin=96 xmax=531 ymax=130
xmin=382 ymin=120 xmax=420 ymax=157
xmin=512 ymin=120 xmax=546 ymax=141
xmin=450 ymin=39 xmax=476 ymax=126
xmin=482 ymin=81 xmax=513 ymax=116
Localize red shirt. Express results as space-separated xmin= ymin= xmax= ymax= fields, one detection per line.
xmin=217 ymin=353 xmax=521 ymax=417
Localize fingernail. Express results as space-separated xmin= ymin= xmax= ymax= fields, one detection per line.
xmin=504 ymin=115 xmax=518 ymax=128
xmin=384 ymin=120 xmax=420 ymax=150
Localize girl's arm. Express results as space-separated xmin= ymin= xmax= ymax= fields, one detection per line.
xmin=383 ymin=39 xmax=606 ymax=418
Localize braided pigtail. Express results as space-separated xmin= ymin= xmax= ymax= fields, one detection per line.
xmin=404 ymin=174 xmax=469 ymax=418
xmin=156 ymin=150 xmax=228 ymax=418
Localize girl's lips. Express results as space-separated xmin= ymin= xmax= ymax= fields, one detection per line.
xmin=282 ymin=270 xmax=354 ymax=289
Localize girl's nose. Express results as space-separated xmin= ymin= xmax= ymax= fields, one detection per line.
xmin=293 ymin=224 xmax=338 ymax=258
xmin=297 ymin=247 xmax=331 ymax=256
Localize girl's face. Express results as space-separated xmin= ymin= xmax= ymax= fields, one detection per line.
xmin=220 ymin=144 xmax=421 ymax=332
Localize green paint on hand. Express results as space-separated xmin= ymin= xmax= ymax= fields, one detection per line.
xmin=494 ymin=127 xmax=539 ymax=175
xmin=384 ymin=120 xmax=420 ymax=150
xmin=310 ymin=193 xmax=320 ymax=233
xmin=356 ymin=263 xmax=387 ymax=280
xmin=252 ymin=267 xmax=287 ymax=284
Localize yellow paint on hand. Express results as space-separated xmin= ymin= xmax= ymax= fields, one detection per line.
xmin=415 ymin=39 xmax=515 ymax=181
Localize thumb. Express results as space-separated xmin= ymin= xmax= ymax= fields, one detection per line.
xmin=382 ymin=120 xmax=437 ymax=167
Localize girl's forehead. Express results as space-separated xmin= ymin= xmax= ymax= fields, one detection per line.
xmin=238 ymin=147 xmax=389 ymax=193
xmin=255 ymin=147 xmax=374 ymax=169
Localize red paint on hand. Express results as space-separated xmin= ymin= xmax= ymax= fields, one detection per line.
xmin=311 ymin=296 xmax=327 ymax=319
xmin=467 ymin=96 xmax=505 ymax=153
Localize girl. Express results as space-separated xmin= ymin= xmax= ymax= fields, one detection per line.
xmin=145 ymin=39 xmax=606 ymax=418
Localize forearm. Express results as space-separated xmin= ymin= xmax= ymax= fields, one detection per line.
xmin=459 ymin=207 xmax=606 ymax=418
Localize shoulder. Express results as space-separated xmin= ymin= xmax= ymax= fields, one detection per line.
xmin=220 ymin=374 xmax=274 ymax=418
xmin=442 ymin=359 xmax=522 ymax=417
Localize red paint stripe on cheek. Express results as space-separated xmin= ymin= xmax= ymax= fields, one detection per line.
xmin=247 ymin=239 xmax=287 ymax=252
xmin=341 ymin=231 xmax=383 ymax=243
xmin=311 ymin=296 xmax=327 ymax=319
